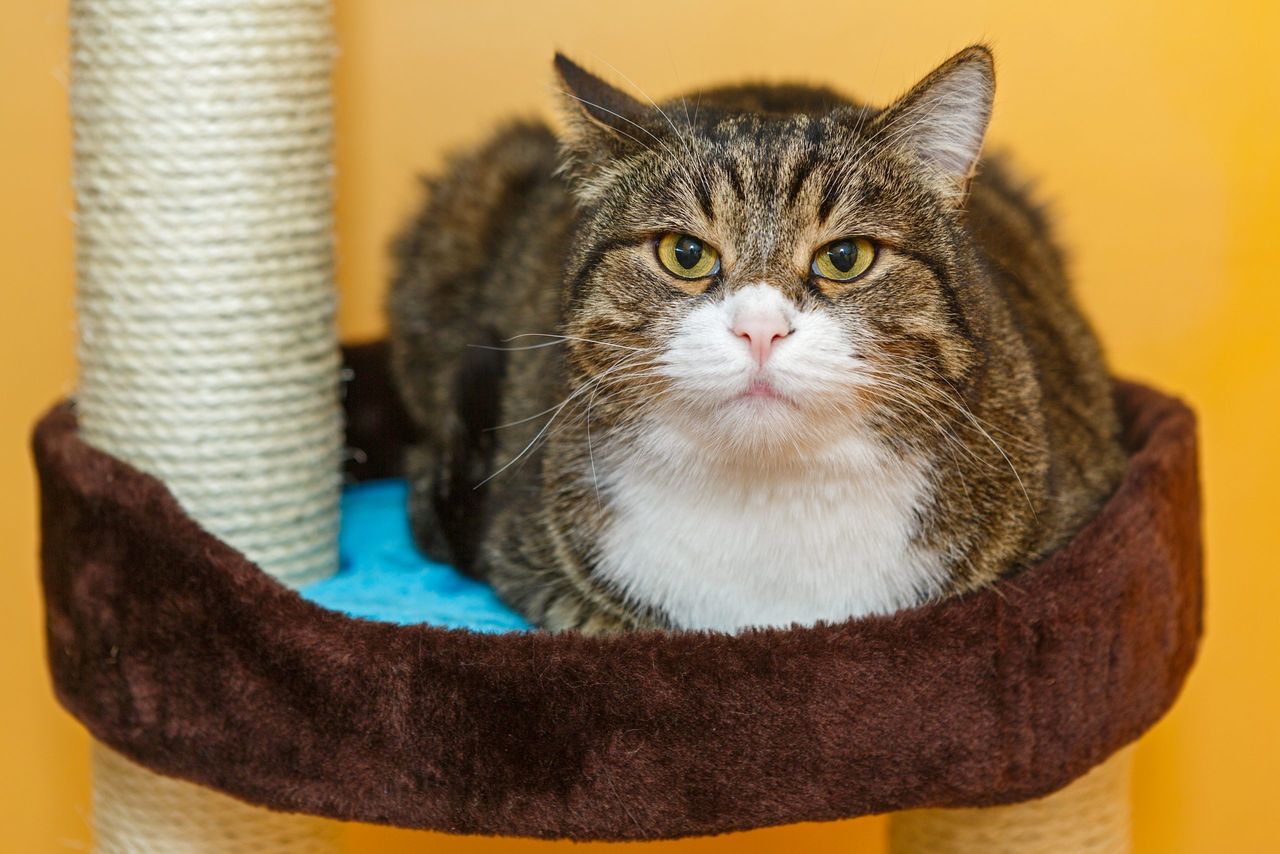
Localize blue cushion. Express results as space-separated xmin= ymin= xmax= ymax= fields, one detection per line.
xmin=300 ymin=479 xmax=531 ymax=632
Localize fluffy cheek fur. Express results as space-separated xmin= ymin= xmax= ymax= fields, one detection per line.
xmin=654 ymin=284 xmax=879 ymax=456
xmin=568 ymin=280 xmax=954 ymax=631
xmin=584 ymin=282 xmax=966 ymax=631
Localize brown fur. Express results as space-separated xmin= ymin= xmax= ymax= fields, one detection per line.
xmin=389 ymin=48 xmax=1126 ymax=631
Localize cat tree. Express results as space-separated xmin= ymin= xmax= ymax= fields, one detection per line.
xmin=38 ymin=1 xmax=1201 ymax=851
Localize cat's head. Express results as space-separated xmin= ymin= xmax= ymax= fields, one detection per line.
xmin=555 ymin=47 xmax=999 ymax=462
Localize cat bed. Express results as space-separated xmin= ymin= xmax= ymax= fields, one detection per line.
xmin=33 ymin=342 xmax=1202 ymax=841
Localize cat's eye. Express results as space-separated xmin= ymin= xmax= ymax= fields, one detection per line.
xmin=656 ymin=232 xmax=721 ymax=280
xmin=811 ymin=238 xmax=876 ymax=283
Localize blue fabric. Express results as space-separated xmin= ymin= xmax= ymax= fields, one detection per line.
xmin=300 ymin=479 xmax=530 ymax=632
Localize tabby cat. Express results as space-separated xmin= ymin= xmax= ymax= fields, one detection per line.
xmin=388 ymin=46 xmax=1126 ymax=633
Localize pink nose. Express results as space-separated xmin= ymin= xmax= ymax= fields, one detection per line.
xmin=733 ymin=314 xmax=791 ymax=366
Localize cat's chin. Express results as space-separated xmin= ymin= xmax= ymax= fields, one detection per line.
xmin=656 ymin=400 xmax=845 ymax=460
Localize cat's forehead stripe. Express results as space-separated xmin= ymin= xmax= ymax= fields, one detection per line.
xmin=681 ymin=120 xmax=874 ymax=229
xmin=785 ymin=151 xmax=819 ymax=206
xmin=722 ymin=159 xmax=746 ymax=203
xmin=693 ymin=174 xmax=715 ymax=221
xmin=817 ymin=169 xmax=842 ymax=224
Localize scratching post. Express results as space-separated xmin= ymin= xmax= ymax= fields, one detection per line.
xmin=69 ymin=0 xmax=343 ymax=850
xmin=888 ymin=750 xmax=1133 ymax=854
xmin=92 ymin=746 xmax=340 ymax=853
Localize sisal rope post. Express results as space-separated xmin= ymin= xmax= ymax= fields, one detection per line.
xmin=888 ymin=749 xmax=1133 ymax=854
xmin=69 ymin=0 xmax=344 ymax=850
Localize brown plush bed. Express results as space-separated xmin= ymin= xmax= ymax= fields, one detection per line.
xmin=32 ymin=342 xmax=1202 ymax=841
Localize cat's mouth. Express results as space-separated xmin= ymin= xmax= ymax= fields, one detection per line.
xmin=737 ymin=378 xmax=792 ymax=404
xmin=745 ymin=379 xmax=780 ymax=398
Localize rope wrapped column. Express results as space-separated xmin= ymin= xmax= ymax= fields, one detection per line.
xmin=889 ymin=749 xmax=1133 ymax=854
xmin=69 ymin=0 xmax=344 ymax=850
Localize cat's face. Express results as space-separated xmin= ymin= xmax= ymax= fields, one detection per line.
xmin=557 ymin=50 xmax=995 ymax=461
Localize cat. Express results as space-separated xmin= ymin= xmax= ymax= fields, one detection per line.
xmin=388 ymin=46 xmax=1126 ymax=634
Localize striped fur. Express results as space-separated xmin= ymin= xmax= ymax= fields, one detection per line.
xmin=388 ymin=47 xmax=1125 ymax=632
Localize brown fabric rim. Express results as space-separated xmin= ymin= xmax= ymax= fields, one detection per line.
xmin=33 ymin=345 xmax=1202 ymax=840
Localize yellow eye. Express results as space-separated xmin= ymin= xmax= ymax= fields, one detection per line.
xmin=812 ymin=237 xmax=876 ymax=282
xmin=657 ymin=232 xmax=721 ymax=279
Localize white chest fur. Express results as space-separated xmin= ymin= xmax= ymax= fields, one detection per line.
xmin=596 ymin=433 xmax=944 ymax=632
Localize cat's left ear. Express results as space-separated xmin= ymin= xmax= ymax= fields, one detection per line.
xmin=553 ymin=54 xmax=657 ymax=197
xmin=871 ymin=45 xmax=995 ymax=204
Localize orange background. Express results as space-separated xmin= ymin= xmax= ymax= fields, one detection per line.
xmin=3 ymin=2 xmax=1278 ymax=851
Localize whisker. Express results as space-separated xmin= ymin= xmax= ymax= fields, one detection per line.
xmin=469 ymin=334 xmax=645 ymax=353
xmin=504 ymin=333 xmax=645 ymax=351
xmin=554 ymin=88 xmax=662 ymax=151
xmin=588 ymin=53 xmax=692 ymax=154
xmin=859 ymin=361 xmax=1039 ymax=517
xmin=476 ymin=352 xmax=658 ymax=487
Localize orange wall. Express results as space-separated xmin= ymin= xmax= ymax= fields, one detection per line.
xmin=3 ymin=2 xmax=1277 ymax=851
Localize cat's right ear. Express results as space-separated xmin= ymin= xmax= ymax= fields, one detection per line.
xmin=553 ymin=54 xmax=654 ymax=193
xmin=869 ymin=45 xmax=996 ymax=204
